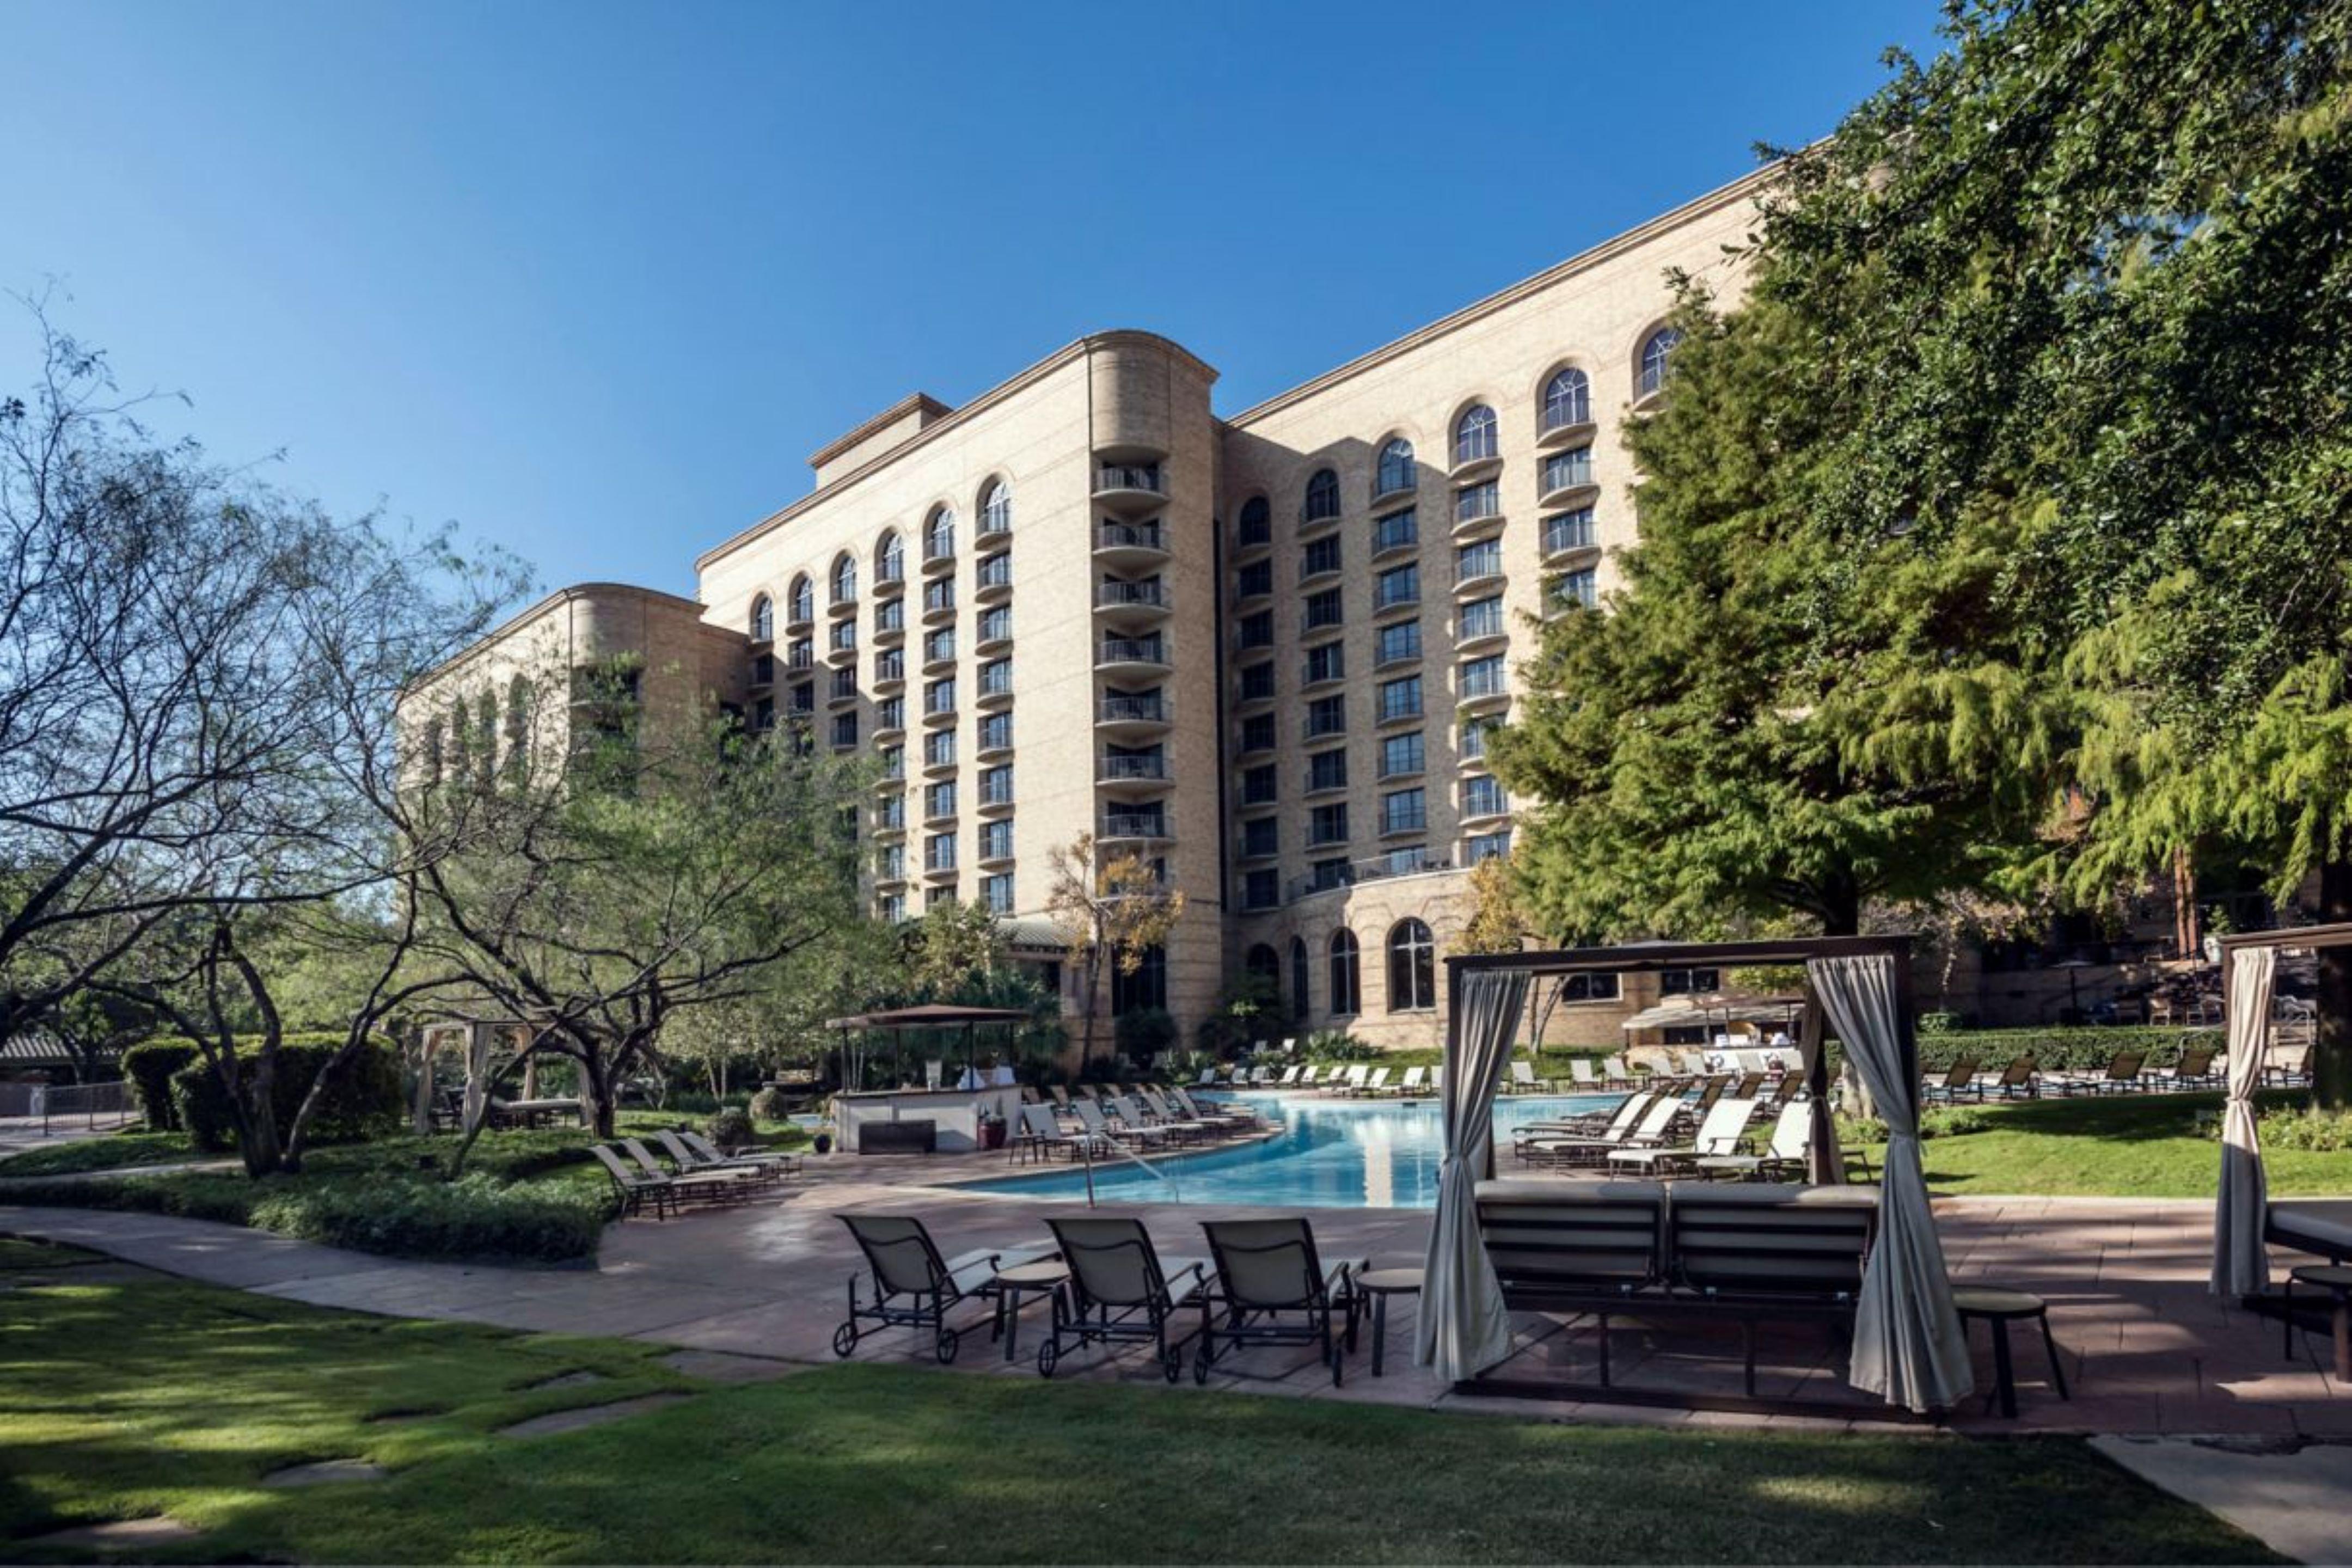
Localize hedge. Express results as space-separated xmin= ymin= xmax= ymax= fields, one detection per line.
xmin=1911 ymin=1025 xmax=2224 ymax=1074
xmin=122 ymin=1042 xmax=201 ymax=1131
xmin=162 ymin=1038 xmax=403 ymax=1153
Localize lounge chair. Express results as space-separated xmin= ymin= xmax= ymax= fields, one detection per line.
xmin=1394 ymin=1065 xmax=1429 ymax=1095
xmin=1298 ymin=1064 xmax=1323 ymax=1088
xmin=1193 ymin=1067 xmax=1218 ymax=1087
xmin=2263 ymin=1044 xmax=2313 ymax=1087
xmin=1011 ymin=1102 xmax=1092 ymax=1163
xmin=655 ymin=1129 xmax=785 ymax=1184
xmin=678 ymin=1128 xmax=803 ymax=1177
xmin=1508 ymin=1059 xmax=1547 ymax=1094
xmin=1085 ymin=1097 xmax=1173 ymax=1149
xmin=1195 ymin=1217 xmax=1363 ymax=1386
xmin=590 ymin=1144 xmax=688 ymax=1219
xmin=1128 ymin=1092 xmax=1210 ymax=1143
xmin=1569 ymin=1058 xmax=1601 ymax=1089
xmin=2054 ymin=1050 xmax=2146 ymax=1095
xmin=1518 ymin=1094 xmax=1681 ymax=1168
xmin=1515 ymin=1089 xmax=1652 ymax=1148
xmin=621 ymin=1136 xmax=765 ymax=1197
xmin=1920 ymin=1057 xmax=1983 ymax=1103
xmin=1327 ymin=1064 xmax=1369 ymax=1095
xmin=1693 ymin=1098 xmax=1817 ymax=1181
xmin=1606 ymin=1096 xmax=1760 ymax=1178
xmin=1979 ymin=1057 xmax=2038 ymax=1100
xmin=2160 ymin=1046 xmax=2221 ymax=1089
xmin=834 ymin=1214 xmax=1049 ymax=1364
xmin=1601 ymin=1054 xmax=1635 ymax=1088
xmin=1277 ymin=1065 xmax=1302 ymax=1087
xmin=1037 ymin=1217 xmax=1211 ymax=1381
xmin=1173 ymin=1086 xmax=1251 ymax=1129
xmin=1346 ymin=1067 xmax=1393 ymax=1098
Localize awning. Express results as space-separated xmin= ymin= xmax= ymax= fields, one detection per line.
xmin=1617 ymin=995 xmax=1805 ymax=1033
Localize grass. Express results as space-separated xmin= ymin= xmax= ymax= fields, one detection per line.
xmin=1839 ymin=1090 xmax=2350 ymax=1199
xmin=0 ymin=1134 xmax=199 ymax=1179
xmin=0 ymin=1248 xmax=2278 ymax=1565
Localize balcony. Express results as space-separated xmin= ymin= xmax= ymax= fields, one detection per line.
xmin=1538 ymin=412 xmax=1598 ymax=451
xmin=1297 ymin=501 xmax=1343 ymax=541
xmin=976 ymin=785 xmax=1015 ymax=815
xmin=922 ymin=542 xmax=957 ymax=578
xmin=921 ymin=593 xmax=957 ymax=628
xmin=1093 ymin=463 xmax=1167 ymax=517
xmin=1449 ymin=448 xmax=1503 ymax=485
xmin=872 ymin=808 xmax=906 ymax=838
xmin=977 ymin=836 xmax=1015 ymax=870
xmin=873 ymin=861 xmax=909 ymax=889
xmin=1542 ymin=512 xmax=1599 ymax=565
xmin=1096 ymin=693 xmax=1173 ymax=737
xmin=976 ymin=553 xmax=1013 ymax=604
xmin=1452 ymin=486 xmax=1505 ymax=540
xmin=923 ymin=797 xmax=959 ymax=827
xmin=975 ymin=724 xmax=1015 ymax=760
xmin=872 ymin=660 xmax=905 ymax=694
xmin=1094 ymin=580 xmax=1172 ymax=624
xmin=1454 ymin=610 xmax=1508 ymax=653
xmin=1539 ymin=452 xmax=1600 ymax=510
xmin=873 ymin=608 xmax=906 ymax=647
xmin=921 ymin=857 xmax=959 ymax=882
xmin=1371 ymin=513 xmax=1419 ymax=562
xmin=921 ymin=744 xmax=958 ymax=776
xmin=922 ymin=697 xmax=958 ymax=728
xmin=1097 ymin=520 xmax=1172 ymax=570
xmin=1458 ymin=665 xmax=1510 ymax=713
xmin=1380 ymin=810 xmax=1428 ymax=840
xmin=1376 ymin=698 xmax=1424 ymax=728
xmin=829 ymin=593 xmax=857 ymax=619
xmin=1454 ymin=556 xmax=1506 ymax=597
xmin=785 ymin=601 xmax=815 ymax=634
xmin=1460 ymin=785 xmax=1512 ymax=825
xmin=976 ymin=672 xmax=1013 ymax=710
xmin=1284 ymin=849 xmax=1450 ymax=903
xmin=1099 ymin=809 xmax=1173 ymax=845
xmin=872 ymin=709 xmax=906 ymax=743
xmin=1097 ymin=752 xmax=1172 ymax=792
xmin=826 ymin=683 xmax=859 ymax=712
xmin=874 ymin=559 xmax=906 ymax=595
xmin=1372 ymin=584 xmax=1422 ymax=622
xmin=1097 ymin=634 xmax=1171 ymax=676
xmin=824 ymin=638 xmax=859 ymax=668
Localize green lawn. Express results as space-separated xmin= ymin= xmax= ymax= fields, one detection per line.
xmin=0 ymin=1244 xmax=2279 ymax=1564
xmin=1846 ymin=1091 xmax=2350 ymax=1199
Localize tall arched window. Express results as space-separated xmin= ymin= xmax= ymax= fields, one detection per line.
xmin=926 ymin=506 xmax=956 ymax=562
xmin=1375 ymin=438 xmax=1417 ymax=498
xmin=1303 ymin=468 xmax=1340 ymax=523
xmin=1238 ymin=494 xmax=1272 ymax=545
xmin=831 ymin=553 xmax=856 ymax=605
xmin=750 ymin=594 xmax=774 ymax=641
xmin=1245 ymin=942 xmax=1281 ymax=1014
xmin=980 ymin=479 xmax=1013 ymax=536
xmin=1542 ymin=366 xmax=1591 ymax=431
xmin=1289 ymin=936 xmax=1310 ymax=1022
xmin=788 ymin=575 xmax=813 ymax=624
xmin=1638 ymin=328 xmax=1683 ymax=398
xmin=1387 ymin=918 xmax=1436 ymax=1012
xmin=876 ymin=530 xmax=903 ymax=583
xmin=1453 ymin=405 xmax=1498 ymax=465
xmin=1328 ymin=929 xmax=1361 ymax=1016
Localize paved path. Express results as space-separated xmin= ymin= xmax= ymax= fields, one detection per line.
xmin=0 ymin=1111 xmax=137 ymax=1163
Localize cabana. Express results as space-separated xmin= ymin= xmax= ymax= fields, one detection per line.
xmin=1416 ymin=935 xmax=1975 ymax=1417
xmin=2213 ymin=925 xmax=2352 ymax=1293
xmin=826 ymin=1003 xmax=1033 ymax=1154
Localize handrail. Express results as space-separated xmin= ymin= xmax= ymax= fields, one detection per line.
xmin=1077 ymin=1121 xmax=1180 ymax=1206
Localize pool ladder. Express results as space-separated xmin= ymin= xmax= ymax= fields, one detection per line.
xmin=1077 ymin=1128 xmax=1179 ymax=1207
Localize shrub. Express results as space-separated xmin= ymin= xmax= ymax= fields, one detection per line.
xmin=164 ymin=1038 xmax=404 ymax=1154
xmin=1912 ymin=1025 xmax=2222 ymax=1074
xmin=1836 ymin=1105 xmax=1995 ymax=1144
xmin=749 ymin=1086 xmax=792 ymax=1122
xmin=122 ymin=1042 xmax=201 ymax=1130
xmin=706 ymin=1107 xmax=755 ymax=1150
xmin=1303 ymin=1029 xmax=1378 ymax=1062
xmin=1113 ymin=1008 xmax=1178 ymax=1061
xmin=2258 ymin=1106 xmax=2352 ymax=1153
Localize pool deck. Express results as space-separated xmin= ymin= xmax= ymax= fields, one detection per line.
xmin=6 ymin=1137 xmax=2349 ymax=1442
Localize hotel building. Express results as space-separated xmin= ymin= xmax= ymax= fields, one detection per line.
xmin=413 ymin=167 xmax=1769 ymax=1052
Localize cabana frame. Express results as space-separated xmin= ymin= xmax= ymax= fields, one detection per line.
xmin=1436 ymin=935 xmax=1943 ymax=1418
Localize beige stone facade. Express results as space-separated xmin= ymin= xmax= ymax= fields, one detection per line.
xmin=411 ymin=166 xmax=1778 ymax=1050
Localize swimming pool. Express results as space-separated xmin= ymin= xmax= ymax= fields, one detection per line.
xmin=965 ymin=1091 xmax=1625 ymax=1209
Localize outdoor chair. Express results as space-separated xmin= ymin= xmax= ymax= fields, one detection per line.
xmin=1394 ymin=1065 xmax=1429 ymax=1095
xmin=1011 ymin=1102 xmax=1091 ymax=1163
xmin=1074 ymin=1097 xmax=1168 ymax=1150
xmin=680 ymin=1128 xmax=801 ymax=1176
xmin=1130 ymin=1091 xmax=1210 ymax=1143
xmin=1602 ymin=1055 xmax=1635 ymax=1088
xmin=1693 ymin=1098 xmax=1816 ymax=1181
xmin=655 ymin=1129 xmax=784 ymax=1184
xmin=1193 ymin=1067 xmax=1217 ymax=1087
xmin=1606 ymin=1097 xmax=1760 ymax=1178
xmin=1277 ymin=1065 xmax=1302 ymax=1087
xmin=1297 ymin=1065 xmax=1323 ymax=1087
xmin=833 ymin=1214 xmax=1049 ymax=1364
xmin=590 ymin=1144 xmax=688 ymax=1220
xmin=1921 ymin=1056 xmax=1984 ymax=1103
xmin=1515 ymin=1090 xmax=1652 ymax=1152
xmin=2158 ymin=1046 xmax=2221 ymax=1091
xmin=1173 ymin=1086 xmax=1251 ymax=1129
xmin=1346 ymin=1067 xmax=1393 ymax=1098
xmin=1508 ymin=1059 xmax=1547 ymax=1094
xmin=1037 ymin=1216 xmax=1211 ymax=1381
xmin=1569 ymin=1058 xmax=1601 ymax=1089
xmin=1978 ymin=1057 xmax=2038 ymax=1100
xmin=1518 ymin=1093 xmax=1681 ymax=1169
xmin=1326 ymin=1065 xmax=1368 ymax=1095
xmin=620 ymin=1137 xmax=764 ymax=1200
xmin=2054 ymin=1051 xmax=2146 ymax=1095
xmin=2264 ymin=1045 xmax=2314 ymax=1087
xmin=1194 ymin=1217 xmax=1363 ymax=1386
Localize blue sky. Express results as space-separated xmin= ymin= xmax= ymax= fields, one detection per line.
xmin=2 ymin=2 xmax=1945 ymax=602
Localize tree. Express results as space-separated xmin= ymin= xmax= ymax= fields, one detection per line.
xmin=1709 ymin=0 xmax=2352 ymax=1097
xmin=898 ymin=900 xmax=1008 ymax=1002
xmin=412 ymin=660 xmax=884 ymax=1136
xmin=1490 ymin=279 xmax=2061 ymax=943
xmin=1044 ymin=832 xmax=1185 ymax=1068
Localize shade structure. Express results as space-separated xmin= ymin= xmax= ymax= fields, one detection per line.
xmin=1615 ymin=994 xmax=1804 ymax=1034
xmin=1415 ymin=966 xmax=1530 ymax=1381
xmin=1806 ymin=953 xmax=1972 ymax=1412
xmin=2213 ymin=944 xmax=2276 ymax=1296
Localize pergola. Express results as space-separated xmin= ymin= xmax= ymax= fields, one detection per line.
xmin=1419 ymin=934 xmax=1975 ymax=1416
xmin=825 ymin=1003 xmax=1034 ymax=1092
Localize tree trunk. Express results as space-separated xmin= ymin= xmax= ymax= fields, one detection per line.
xmin=238 ymin=1053 xmax=283 ymax=1178
xmin=1817 ymin=878 xmax=1861 ymax=939
xmin=2317 ymin=857 xmax=2352 ymax=1109
xmin=583 ymin=1052 xmax=619 ymax=1138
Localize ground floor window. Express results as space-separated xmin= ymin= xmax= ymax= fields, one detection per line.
xmin=1329 ymin=929 xmax=1361 ymax=1015
xmin=1111 ymin=944 xmax=1167 ymax=1015
xmin=1388 ymin=918 xmax=1436 ymax=1012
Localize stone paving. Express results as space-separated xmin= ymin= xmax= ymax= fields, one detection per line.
xmin=5 ymin=1154 xmax=2347 ymax=1437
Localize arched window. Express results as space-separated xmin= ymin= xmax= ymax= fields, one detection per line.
xmin=1375 ymin=438 xmax=1417 ymax=498
xmin=1541 ymin=366 xmax=1591 ymax=432
xmin=1387 ymin=918 xmax=1436 ymax=1012
xmin=1328 ymin=929 xmax=1361 ymax=1015
xmin=831 ymin=554 xmax=856 ymax=605
xmin=1238 ymin=494 xmax=1272 ymax=545
xmin=980 ymin=479 xmax=1013 ymax=536
xmin=927 ymin=506 xmax=956 ymax=562
xmin=1303 ymin=468 xmax=1341 ymax=523
xmin=503 ymin=674 xmax=530 ymax=776
xmin=876 ymin=530 xmax=903 ymax=583
xmin=1245 ymin=942 xmax=1281 ymax=1014
xmin=1289 ymin=936 xmax=1310 ymax=1022
xmin=1638 ymin=328 xmax=1683 ymax=399
xmin=750 ymin=594 xmax=774 ymax=642
xmin=1453 ymin=405 xmax=1498 ymax=465
xmin=788 ymin=574 xmax=813 ymax=624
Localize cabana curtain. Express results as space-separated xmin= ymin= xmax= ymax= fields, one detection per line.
xmin=1806 ymin=953 xmax=1974 ymax=1412
xmin=1417 ymin=967 xmax=1530 ymax=1382
xmin=2212 ymin=944 xmax=2275 ymax=1297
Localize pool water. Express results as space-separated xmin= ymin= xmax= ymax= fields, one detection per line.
xmin=967 ymin=1091 xmax=1624 ymax=1209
